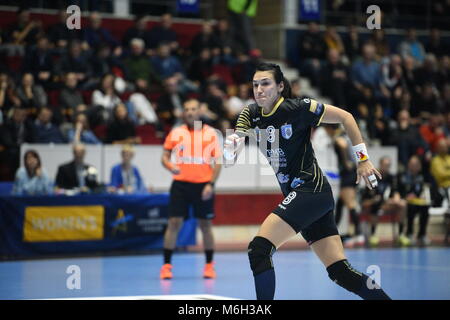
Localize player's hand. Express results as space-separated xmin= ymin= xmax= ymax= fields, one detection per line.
xmin=223 ymin=133 xmax=243 ymax=167
xmin=202 ymin=183 xmax=213 ymax=201
xmin=356 ymin=160 xmax=382 ymax=190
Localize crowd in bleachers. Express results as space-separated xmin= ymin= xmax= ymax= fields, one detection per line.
xmin=0 ymin=8 xmax=261 ymax=181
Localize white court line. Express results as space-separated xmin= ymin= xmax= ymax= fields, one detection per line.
xmin=43 ymin=294 xmax=239 ymax=300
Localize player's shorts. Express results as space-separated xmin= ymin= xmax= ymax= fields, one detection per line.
xmin=168 ymin=180 xmax=215 ymax=220
xmin=339 ymin=169 xmax=357 ymax=188
xmin=272 ymin=189 xmax=339 ymax=245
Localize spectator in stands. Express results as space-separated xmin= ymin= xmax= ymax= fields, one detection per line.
xmin=156 ymin=75 xmax=186 ymax=127
xmin=416 ymin=82 xmax=440 ymax=118
xmin=226 ymin=83 xmax=254 ymax=124
xmin=91 ymin=73 xmax=122 ymax=124
xmin=147 ymin=13 xmax=179 ymax=53
xmin=389 ymin=110 xmax=430 ymax=172
xmin=350 ymin=43 xmax=387 ymax=108
xmin=369 ymin=29 xmax=391 ymax=61
xmin=106 ymin=103 xmax=140 ymax=145
xmin=109 ymin=144 xmax=149 ymax=194
xmin=124 ymin=38 xmax=160 ymax=87
xmin=227 ymin=0 xmax=258 ymax=54
xmin=47 ymin=10 xmax=82 ymax=49
xmin=55 ymin=40 xmax=91 ymax=86
xmin=380 ymin=54 xmax=404 ymax=118
xmin=431 ymin=138 xmax=450 ymax=190
xmin=82 ymin=12 xmax=119 ymax=51
xmin=190 ymin=20 xmax=220 ymax=57
xmin=188 ymin=47 xmax=213 ymax=86
xmin=22 ymin=36 xmax=54 ymax=89
xmin=398 ymin=28 xmax=426 ymax=66
xmin=0 ymin=107 xmax=35 ymax=179
xmin=372 ymin=103 xmax=392 ymax=146
xmin=399 ymin=155 xmax=432 ymax=246
xmin=323 ymin=25 xmax=345 ymax=56
xmin=297 ymin=21 xmax=327 ymax=86
xmin=361 ymin=156 xmax=409 ymax=247
xmin=59 ymin=72 xmax=86 ymax=122
xmin=213 ymin=18 xmax=236 ymax=56
xmin=415 ymin=54 xmax=439 ymax=88
xmin=55 ymin=143 xmax=101 ymax=193
xmin=320 ymin=48 xmax=349 ymax=107
xmin=437 ymin=55 xmax=449 ymax=91
xmin=425 ymin=28 xmax=447 ymax=58
xmin=151 ymin=41 xmax=184 ymax=80
xmin=33 ymin=106 xmax=66 ymax=143
xmin=88 ymin=42 xmax=124 ymax=89
xmin=2 ymin=7 xmax=43 ymax=56
xmin=402 ymin=55 xmax=421 ymax=101
xmin=0 ymin=72 xmax=21 ymax=120
xmin=343 ymin=25 xmax=362 ymax=62
xmin=67 ymin=112 xmax=101 ymax=145
xmin=200 ymin=79 xmax=231 ymax=132
xmin=16 ymin=73 xmax=47 ymax=116
xmin=128 ymin=79 xmax=160 ymax=126
xmin=122 ymin=14 xmax=150 ymax=50
xmin=12 ymin=149 xmax=53 ymax=195
xmin=420 ymin=114 xmax=446 ymax=153
xmin=439 ymin=83 xmax=450 ymax=115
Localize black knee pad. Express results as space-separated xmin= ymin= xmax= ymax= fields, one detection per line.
xmin=327 ymin=259 xmax=363 ymax=293
xmin=248 ymin=236 xmax=276 ymax=276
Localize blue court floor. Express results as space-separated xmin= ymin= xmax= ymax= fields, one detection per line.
xmin=0 ymin=247 xmax=449 ymax=300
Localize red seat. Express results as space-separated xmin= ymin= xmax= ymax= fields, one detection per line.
xmin=212 ymin=64 xmax=234 ymax=86
xmin=47 ymin=90 xmax=60 ymax=107
xmin=136 ymin=124 xmax=163 ymax=145
xmin=92 ymin=124 xmax=107 ymax=141
xmin=81 ymin=90 xmax=93 ymax=105
xmin=5 ymin=55 xmax=23 ymax=73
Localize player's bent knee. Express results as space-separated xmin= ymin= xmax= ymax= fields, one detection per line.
xmin=327 ymin=259 xmax=363 ymax=293
xmin=248 ymin=236 xmax=276 ymax=276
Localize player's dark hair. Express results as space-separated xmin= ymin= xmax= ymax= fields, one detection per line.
xmin=255 ymin=62 xmax=292 ymax=99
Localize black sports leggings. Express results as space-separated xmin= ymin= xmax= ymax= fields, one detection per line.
xmin=406 ymin=204 xmax=429 ymax=238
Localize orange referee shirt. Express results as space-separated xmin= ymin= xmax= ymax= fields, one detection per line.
xmin=163 ymin=124 xmax=222 ymax=183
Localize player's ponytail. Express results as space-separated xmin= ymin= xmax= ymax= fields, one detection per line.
xmin=255 ymin=62 xmax=292 ymax=99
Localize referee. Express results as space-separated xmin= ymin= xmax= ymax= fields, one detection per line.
xmin=160 ymin=98 xmax=222 ymax=280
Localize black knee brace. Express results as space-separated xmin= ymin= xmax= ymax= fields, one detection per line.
xmin=327 ymin=259 xmax=363 ymax=294
xmin=248 ymin=236 xmax=276 ymax=276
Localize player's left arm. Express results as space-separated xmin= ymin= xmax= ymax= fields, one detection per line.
xmin=320 ymin=104 xmax=382 ymax=189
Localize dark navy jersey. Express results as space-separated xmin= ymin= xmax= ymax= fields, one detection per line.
xmin=235 ymin=97 xmax=330 ymax=195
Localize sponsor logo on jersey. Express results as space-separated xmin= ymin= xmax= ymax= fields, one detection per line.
xmin=282 ymin=191 xmax=297 ymax=205
xmin=252 ymin=117 xmax=260 ymax=122
xmin=267 ymin=148 xmax=285 ymax=157
xmin=281 ymin=123 xmax=293 ymax=139
xmin=290 ymin=177 xmax=305 ymax=189
xmin=277 ymin=172 xmax=290 ymax=184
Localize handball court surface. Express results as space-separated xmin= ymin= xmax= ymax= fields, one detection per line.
xmin=1 ymin=247 xmax=449 ymax=300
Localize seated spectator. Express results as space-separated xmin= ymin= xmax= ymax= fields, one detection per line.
xmin=323 ymin=25 xmax=345 ymax=56
xmin=33 ymin=106 xmax=66 ymax=143
xmin=372 ymin=104 xmax=391 ymax=146
xmin=106 ymin=103 xmax=140 ymax=145
xmin=226 ymin=83 xmax=254 ymax=123
xmin=187 ymin=47 xmax=213 ymax=86
xmin=420 ymin=114 xmax=446 ymax=153
xmin=55 ymin=143 xmax=101 ymax=193
xmin=0 ymin=72 xmax=21 ymax=120
xmin=156 ymin=75 xmax=186 ymax=127
xmin=147 ymin=13 xmax=179 ymax=53
xmin=22 ymin=36 xmax=54 ymax=89
xmin=87 ymin=42 xmax=124 ymax=88
xmin=59 ymin=72 xmax=86 ymax=122
xmin=380 ymin=54 xmax=404 ymax=117
xmin=2 ymin=7 xmax=43 ymax=56
xmin=398 ymin=28 xmax=426 ymax=66
xmin=128 ymin=79 xmax=160 ymax=125
xmin=67 ymin=112 xmax=101 ymax=144
xmin=190 ymin=20 xmax=220 ymax=57
xmin=91 ymin=73 xmax=122 ymax=124
xmin=213 ymin=18 xmax=236 ymax=56
xmin=437 ymin=55 xmax=449 ymax=91
xmin=12 ymin=149 xmax=53 ymax=195
xmin=200 ymin=80 xmax=231 ymax=132
xmin=16 ymin=73 xmax=47 ymax=116
xmin=122 ymin=14 xmax=151 ymax=49
xmin=389 ymin=110 xmax=430 ymax=172
xmin=54 ymin=40 xmax=91 ymax=86
xmin=415 ymin=54 xmax=439 ymax=87
xmin=369 ymin=29 xmax=391 ymax=60
xmin=0 ymin=107 xmax=35 ymax=178
xmin=109 ymin=144 xmax=150 ymax=194
xmin=416 ymin=82 xmax=441 ymax=117
xmin=47 ymin=10 xmax=82 ymax=49
xmin=361 ymin=156 xmax=409 ymax=247
xmin=82 ymin=12 xmax=119 ymax=51
xmin=343 ymin=25 xmax=362 ymax=62
xmin=320 ymin=48 xmax=349 ymax=107
xmin=151 ymin=41 xmax=184 ymax=79
xmin=399 ymin=155 xmax=432 ymax=246
xmin=124 ymin=38 xmax=160 ymax=86
xmin=425 ymin=28 xmax=448 ymax=58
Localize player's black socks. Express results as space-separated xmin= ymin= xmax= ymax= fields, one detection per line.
xmin=248 ymin=236 xmax=276 ymax=300
xmin=163 ymin=249 xmax=173 ymax=264
xmin=254 ymin=269 xmax=275 ymax=300
xmin=371 ymin=224 xmax=377 ymax=235
xmin=205 ymin=249 xmax=214 ymax=263
xmin=349 ymin=209 xmax=361 ymax=235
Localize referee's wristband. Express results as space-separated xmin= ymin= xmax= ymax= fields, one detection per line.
xmin=352 ymin=143 xmax=369 ymax=163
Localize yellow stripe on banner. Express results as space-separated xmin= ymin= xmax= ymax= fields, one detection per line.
xmin=23 ymin=206 xmax=104 ymax=242
xmin=309 ymin=100 xmax=318 ymax=113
